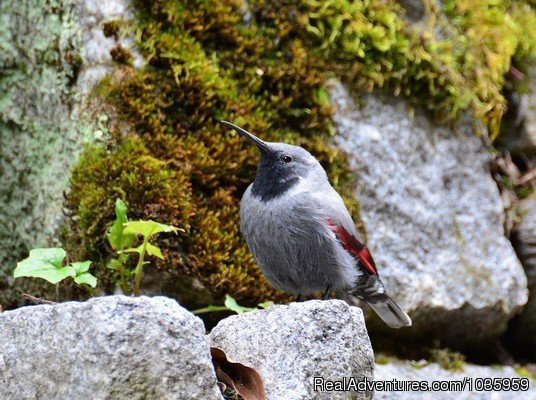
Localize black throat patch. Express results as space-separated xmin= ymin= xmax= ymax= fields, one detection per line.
xmin=250 ymin=150 xmax=307 ymax=201
xmin=251 ymin=175 xmax=300 ymax=201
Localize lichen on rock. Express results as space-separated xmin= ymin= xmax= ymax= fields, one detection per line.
xmin=0 ymin=0 xmax=85 ymax=306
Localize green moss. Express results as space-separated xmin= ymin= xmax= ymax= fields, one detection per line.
xmin=374 ymin=353 xmax=392 ymax=365
xmin=64 ymin=0 xmax=535 ymax=308
xmin=250 ymin=0 xmax=536 ymax=137
xmin=515 ymin=366 xmax=536 ymax=380
xmin=429 ymin=348 xmax=466 ymax=371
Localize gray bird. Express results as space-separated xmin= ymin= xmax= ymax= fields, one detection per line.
xmin=223 ymin=121 xmax=411 ymax=328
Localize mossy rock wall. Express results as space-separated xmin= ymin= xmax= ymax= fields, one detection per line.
xmin=25 ymin=1 xmax=536 ymax=309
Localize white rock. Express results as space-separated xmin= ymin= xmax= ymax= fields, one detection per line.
xmin=210 ymin=300 xmax=374 ymax=400
xmin=330 ymin=81 xmax=528 ymax=345
xmin=375 ymin=360 xmax=535 ymax=399
xmin=0 ymin=296 xmax=221 ymax=400
xmin=75 ymin=0 xmax=144 ymax=92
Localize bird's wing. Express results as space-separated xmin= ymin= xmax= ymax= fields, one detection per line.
xmin=309 ymin=186 xmax=378 ymax=276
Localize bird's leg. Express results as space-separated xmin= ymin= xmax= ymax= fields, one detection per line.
xmin=295 ymin=294 xmax=302 ymax=302
xmin=322 ymin=286 xmax=331 ymax=300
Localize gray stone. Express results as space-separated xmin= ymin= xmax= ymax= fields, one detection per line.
xmin=509 ymin=195 xmax=536 ymax=352
xmin=0 ymin=0 xmax=87 ymax=306
xmin=398 ymin=0 xmax=426 ymax=22
xmin=0 ymin=295 xmax=221 ymax=400
xmin=499 ymin=66 xmax=536 ymax=155
xmin=329 ymin=80 xmax=528 ymax=346
xmin=75 ymin=0 xmax=144 ymax=92
xmin=521 ymin=67 xmax=536 ymax=154
xmin=210 ymin=300 xmax=374 ymax=400
xmin=375 ymin=360 xmax=535 ymax=399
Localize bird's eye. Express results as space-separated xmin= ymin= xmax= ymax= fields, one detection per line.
xmin=282 ymin=155 xmax=293 ymax=164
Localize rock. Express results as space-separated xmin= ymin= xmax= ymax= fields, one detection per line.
xmin=0 ymin=0 xmax=87 ymax=306
xmin=498 ymin=66 xmax=536 ymax=155
xmin=75 ymin=0 xmax=144 ymax=92
xmin=0 ymin=295 xmax=221 ymax=400
xmin=210 ymin=300 xmax=374 ymax=400
xmin=508 ymin=195 xmax=536 ymax=353
xmin=398 ymin=0 xmax=426 ymax=22
xmin=0 ymin=0 xmax=143 ymax=308
xmin=330 ymin=81 xmax=528 ymax=347
xmin=375 ymin=360 xmax=535 ymax=399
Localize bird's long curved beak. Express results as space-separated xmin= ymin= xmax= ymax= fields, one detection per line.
xmin=221 ymin=121 xmax=271 ymax=153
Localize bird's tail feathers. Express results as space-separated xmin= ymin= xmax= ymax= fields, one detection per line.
xmin=349 ymin=276 xmax=412 ymax=329
xmin=366 ymin=294 xmax=412 ymax=329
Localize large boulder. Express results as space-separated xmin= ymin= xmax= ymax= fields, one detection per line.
xmin=508 ymin=195 xmax=536 ymax=353
xmin=210 ymin=300 xmax=374 ymax=400
xmin=330 ymin=81 xmax=528 ymax=346
xmin=375 ymin=360 xmax=535 ymax=399
xmin=0 ymin=295 xmax=221 ymax=400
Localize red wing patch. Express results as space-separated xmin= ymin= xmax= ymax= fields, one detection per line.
xmin=326 ymin=219 xmax=378 ymax=276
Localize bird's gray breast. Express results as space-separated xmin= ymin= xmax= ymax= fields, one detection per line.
xmin=239 ymin=183 xmax=341 ymax=294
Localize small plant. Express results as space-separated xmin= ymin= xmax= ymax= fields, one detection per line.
xmin=107 ymin=199 xmax=182 ymax=296
xmin=13 ymin=199 xmax=181 ymax=299
xmin=192 ymin=294 xmax=273 ymax=315
xmin=13 ymin=248 xmax=97 ymax=295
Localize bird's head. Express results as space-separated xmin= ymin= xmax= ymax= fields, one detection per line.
xmin=222 ymin=121 xmax=326 ymax=200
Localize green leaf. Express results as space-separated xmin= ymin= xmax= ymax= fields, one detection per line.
xmin=108 ymin=199 xmax=135 ymax=250
xmin=71 ymin=261 xmax=92 ymax=275
xmin=224 ymin=294 xmax=254 ymax=314
xmin=123 ymin=220 xmax=182 ymax=238
xmin=74 ymin=272 xmax=97 ymax=288
xmin=14 ymin=248 xmax=75 ymax=284
xmin=106 ymin=258 xmax=123 ymax=270
xmin=71 ymin=261 xmax=97 ymax=288
xmin=145 ymin=243 xmax=164 ymax=259
xmin=122 ymin=244 xmax=144 ymax=255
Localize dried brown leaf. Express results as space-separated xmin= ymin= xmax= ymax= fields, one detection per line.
xmin=211 ymin=347 xmax=266 ymax=400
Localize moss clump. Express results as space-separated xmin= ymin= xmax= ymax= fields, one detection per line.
xmin=110 ymin=45 xmax=133 ymax=65
xmin=429 ymin=348 xmax=466 ymax=371
xmin=250 ymin=0 xmax=536 ymax=137
xmin=102 ymin=20 xmax=121 ymax=39
xmin=64 ymin=0 xmax=536 ymax=308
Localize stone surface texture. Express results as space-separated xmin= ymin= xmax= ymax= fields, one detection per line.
xmin=509 ymin=195 xmax=536 ymax=352
xmin=499 ymin=66 xmax=536 ymax=155
xmin=210 ymin=299 xmax=374 ymax=400
xmin=330 ymin=80 xmax=528 ymax=345
xmin=0 ymin=296 xmax=221 ymax=400
xmin=375 ymin=361 xmax=535 ymax=399
xmin=75 ymin=0 xmax=143 ymax=91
